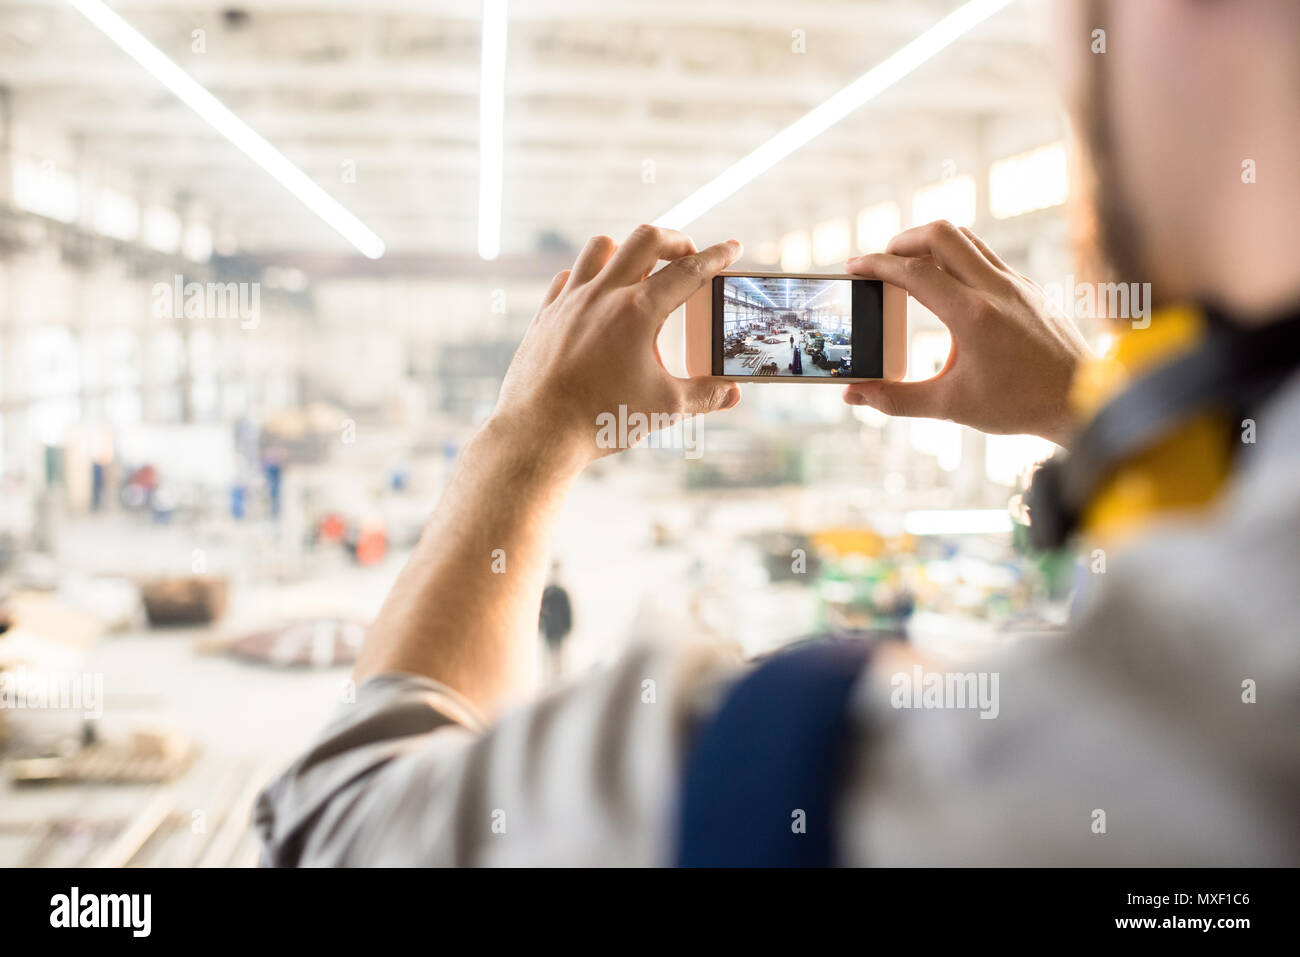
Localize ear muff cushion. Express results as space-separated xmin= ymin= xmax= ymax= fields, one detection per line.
xmin=1080 ymin=413 xmax=1231 ymax=547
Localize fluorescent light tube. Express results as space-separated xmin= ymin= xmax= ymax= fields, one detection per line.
xmin=67 ymin=0 xmax=385 ymax=259
xmin=653 ymin=0 xmax=1015 ymax=230
xmin=477 ymin=0 xmax=508 ymax=261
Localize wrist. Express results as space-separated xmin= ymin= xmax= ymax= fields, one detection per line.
xmin=479 ymin=408 xmax=592 ymax=479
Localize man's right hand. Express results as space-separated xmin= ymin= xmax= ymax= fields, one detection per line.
xmin=843 ymin=221 xmax=1092 ymax=447
xmin=491 ymin=225 xmax=742 ymax=466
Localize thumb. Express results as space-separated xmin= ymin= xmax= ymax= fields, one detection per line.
xmin=677 ymin=378 xmax=742 ymax=415
xmin=844 ymin=379 xmax=946 ymax=419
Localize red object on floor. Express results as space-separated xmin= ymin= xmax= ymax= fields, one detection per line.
xmin=318 ymin=513 xmax=346 ymax=543
xmin=354 ymin=527 xmax=386 ymax=565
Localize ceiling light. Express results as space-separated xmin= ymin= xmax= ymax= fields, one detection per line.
xmin=477 ymin=0 xmax=509 ymax=261
xmin=67 ymin=0 xmax=385 ymax=258
xmin=653 ymin=0 xmax=1014 ymax=230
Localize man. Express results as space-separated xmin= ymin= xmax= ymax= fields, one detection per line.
xmin=255 ymin=0 xmax=1299 ymax=865
xmin=538 ymin=560 xmax=573 ymax=683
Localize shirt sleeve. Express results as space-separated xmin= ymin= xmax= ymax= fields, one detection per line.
xmin=254 ymin=641 xmax=740 ymax=866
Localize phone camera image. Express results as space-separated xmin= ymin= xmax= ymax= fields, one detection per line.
xmin=714 ymin=275 xmax=882 ymax=379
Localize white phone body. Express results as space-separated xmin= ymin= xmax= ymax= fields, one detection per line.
xmin=684 ymin=271 xmax=907 ymax=382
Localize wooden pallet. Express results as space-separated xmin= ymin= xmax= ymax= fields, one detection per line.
xmin=6 ymin=755 xmax=277 ymax=867
xmin=9 ymin=741 xmax=197 ymax=785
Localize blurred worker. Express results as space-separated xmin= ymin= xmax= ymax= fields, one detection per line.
xmin=538 ymin=561 xmax=573 ymax=683
xmin=257 ymin=1 xmax=1300 ymax=865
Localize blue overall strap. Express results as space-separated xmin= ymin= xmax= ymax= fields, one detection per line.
xmin=676 ymin=639 xmax=872 ymax=867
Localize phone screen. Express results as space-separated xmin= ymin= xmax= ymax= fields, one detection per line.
xmin=712 ymin=275 xmax=883 ymax=378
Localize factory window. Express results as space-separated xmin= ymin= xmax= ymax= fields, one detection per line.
xmin=28 ymin=397 xmax=81 ymax=446
xmin=104 ymin=330 xmax=142 ymax=389
xmin=12 ymin=158 xmax=79 ymax=223
xmin=0 ymin=340 xmax=5 ymax=476
xmin=92 ymin=187 xmax=140 ymax=242
xmin=183 ymin=222 xmax=215 ymax=263
xmin=856 ymin=201 xmax=901 ymax=254
xmin=143 ymin=206 xmax=183 ymax=254
xmin=989 ymin=142 xmax=1068 ymax=219
xmin=779 ymin=230 xmax=812 ymax=272
xmin=191 ymin=380 xmax=220 ymax=422
xmin=754 ymin=240 xmax=781 ymax=266
xmin=26 ymin=325 xmax=81 ymax=401
xmin=188 ymin=329 xmax=217 ymax=380
xmin=105 ymin=390 xmax=143 ymax=428
xmin=812 ymin=219 xmax=851 ymax=265
xmin=907 ymin=326 xmax=962 ymax=471
xmin=985 ymin=433 xmax=1057 ymax=487
xmin=149 ymin=330 xmax=185 ymax=387
xmin=910 ymin=418 xmax=963 ymax=472
xmin=911 ymin=174 xmax=976 ymax=228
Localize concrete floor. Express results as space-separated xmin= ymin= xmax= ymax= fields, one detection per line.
xmin=0 ymin=462 xmax=814 ymax=864
xmin=1 ymin=445 xmax=1045 ymax=865
xmin=723 ymin=326 xmax=843 ymax=378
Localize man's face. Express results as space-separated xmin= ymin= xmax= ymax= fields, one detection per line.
xmin=1054 ymin=0 xmax=1255 ymax=303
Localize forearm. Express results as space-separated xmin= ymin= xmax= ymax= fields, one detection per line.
xmin=354 ymin=414 xmax=586 ymax=716
xmin=353 ymin=227 xmax=740 ymax=714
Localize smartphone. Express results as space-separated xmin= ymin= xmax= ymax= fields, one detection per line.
xmin=685 ymin=271 xmax=906 ymax=382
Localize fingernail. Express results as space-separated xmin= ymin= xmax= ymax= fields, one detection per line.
xmin=844 ymin=392 xmax=866 ymax=405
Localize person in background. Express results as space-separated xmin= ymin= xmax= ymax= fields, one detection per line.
xmin=538 ymin=560 xmax=573 ymax=683
xmin=255 ymin=0 xmax=1300 ymax=866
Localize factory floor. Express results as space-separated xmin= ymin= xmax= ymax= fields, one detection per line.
xmin=723 ymin=327 xmax=839 ymax=378
xmin=0 ymin=462 xmax=805 ymax=865
xmin=1 ymin=443 xmax=1039 ymax=866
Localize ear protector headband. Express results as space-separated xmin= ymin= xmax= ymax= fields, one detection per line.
xmin=1025 ymin=303 xmax=1300 ymax=551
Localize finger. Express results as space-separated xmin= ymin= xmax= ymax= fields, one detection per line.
xmin=958 ymin=227 xmax=1013 ymax=273
xmin=886 ymin=220 xmax=1004 ymax=288
xmin=602 ymin=224 xmax=697 ymax=286
xmin=843 ymin=378 xmax=947 ymax=420
xmin=846 ymin=252 xmax=970 ymax=326
xmin=541 ymin=269 xmax=570 ymax=308
xmin=640 ymin=239 xmax=742 ymax=316
xmin=567 ymin=235 xmax=618 ymax=287
xmin=673 ymin=377 xmax=741 ymax=415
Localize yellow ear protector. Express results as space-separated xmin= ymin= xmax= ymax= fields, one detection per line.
xmin=1025 ymin=302 xmax=1300 ymax=550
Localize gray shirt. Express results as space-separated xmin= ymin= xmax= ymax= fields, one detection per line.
xmin=255 ymin=376 xmax=1300 ymax=866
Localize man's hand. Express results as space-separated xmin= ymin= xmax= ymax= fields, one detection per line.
xmin=355 ymin=226 xmax=742 ymax=713
xmin=491 ymin=225 xmax=743 ymax=462
xmin=843 ymin=221 xmax=1092 ymax=447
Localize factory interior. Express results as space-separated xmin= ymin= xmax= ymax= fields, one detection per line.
xmin=0 ymin=0 xmax=1099 ymax=866
xmin=721 ymin=276 xmax=854 ymax=377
